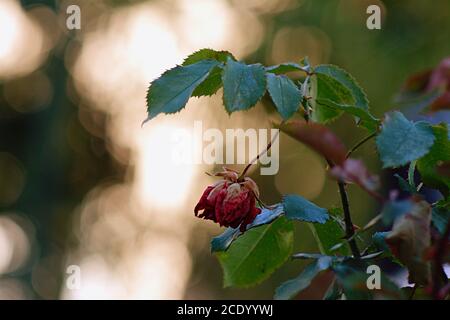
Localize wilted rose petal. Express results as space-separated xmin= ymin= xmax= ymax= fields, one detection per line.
xmin=194 ymin=168 xmax=261 ymax=232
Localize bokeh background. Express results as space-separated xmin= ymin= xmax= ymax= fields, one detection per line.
xmin=0 ymin=0 xmax=449 ymax=299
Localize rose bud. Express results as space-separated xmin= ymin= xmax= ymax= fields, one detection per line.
xmin=194 ymin=168 xmax=262 ymax=232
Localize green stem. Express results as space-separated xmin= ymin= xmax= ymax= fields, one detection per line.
xmin=239 ymin=130 xmax=279 ymax=179
xmin=408 ymin=160 xmax=417 ymax=190
xmin=345 ymin=132 xmax=376 ymax=159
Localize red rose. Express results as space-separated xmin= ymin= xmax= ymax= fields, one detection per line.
xmin=194 ymin=168 xmax=261 ymax=232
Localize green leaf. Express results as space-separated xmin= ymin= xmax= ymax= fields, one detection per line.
xmin=315 ymin=65 xmax=369 ymax=111
xmin=274 ymin=256 xmax=333 ymax=300
xmin=376 ymin=111 xmax=435 ymax=168
xmin=211 ymin=204 xmax=284 ymax=252
xmin=394 ymin=174 xmax=417 ymax=194
xmin=145 ymin=60 xmax=220 ymax=120
xmin=182 ymin=48 xmax=235 ymax=66
xmin=417 ymin=124 xmax=450 ymax=196
xmin=381 ymin=198 xmax=415 ymax=225
xmin=312 ymin=65 xmax=378 ymax=131
xmin=310 ymin=72 xmax=353 ymax=122
xmin=216 ymin=216 xmax=294 ymax=287
xmin=308 ymin=208 xmax=349 ymax=255
xmin=266 ymin=62 xmax=309 ymax=75
xmin=316 ymin=103 xmax=380 ymax=132
xmin=432 ymin=202 xmax=450 ymax=235
xmin=266 ymin=73 xmax=302 ymax=120
xmin=283 ymin=194 xmax=329 ymax=224
xmin=192 ymin=66 xmax=224 ymax=97
xmin=222 ymin=58 xmax=267 ymax=113
xmin=370 ymin=232 xmax=403 ymax=265
xmin=372 ymin=232 xmax=390 ymax=252
xmin=182 ymin=49 xmax=235 ymax=97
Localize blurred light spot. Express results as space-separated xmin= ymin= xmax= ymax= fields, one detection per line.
xmin=78 ymin=184 xmax=137 ymax=251
xmin=67 ymin=0 xmax=268 ymax=300
xmin=27 ymin=4 xmax=61 ymax=50
xmin=0 ymin=153 xmax=26 ymax=206
xmin=62 ymin=235 xmax=191 ymax=299
xmin=176 ymin=0 xmax=264 ymax=58
xmin=177 ymin=0 xmax=230 ymax=50
xmin=72 ymin=3 xmax=180 ymax=113
xmin=231 ymin=0 xmax=301 ymax=14
xmin=0 ymin=0 xmax=49 ymax=79
xmin=0 ymin=278 xmax=32 ymax=299
xmin=125 ymin=235 xmax=192 ymax=299
xmin=0 ymin=214 xmax=32 ymax=275
xmin=134 ymin=125 xmax=195 ymax=210
xmin=61 ymin=254 xmax=126 ymax=300
xmin=275 ymin=135 xmax=325 ymax=199
xmin=270 ymin=26 xmax=331 ymax=66
xmin=3 ymin=71 xmax=53 ymax=113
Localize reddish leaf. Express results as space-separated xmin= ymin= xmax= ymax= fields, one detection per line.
xmin=330 ymin=158 xmax=379 ymax=192
xmin=428 ymin=57 xmax=450 ymax=110
xmin=398 ymin=57 xmax=450 ymax=112
xmin=401 ymin=70 xmax=432 ymax=93
xmin=385 ymin=199 xmax=432 ymax=286
xmin=277 ymin=121 xmax=347 ymax=165
xmin=427 ymin=57 xmax=450 ymax=92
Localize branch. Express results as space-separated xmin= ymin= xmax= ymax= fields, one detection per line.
xmin=345 ymin=132 xmax=376 ymax=159
xmin=239 ymin=129 xmax=280 ymax=179
xmin=325 ymin=158 xmax=361 ymax=258
xmin=337 ymin=179 xmax=361 ymax=258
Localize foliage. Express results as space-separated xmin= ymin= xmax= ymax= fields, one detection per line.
xmin=216 ymin=216 xmax=294 ymax=287
xmin=145 ymin=49 xmax=450 ymax=300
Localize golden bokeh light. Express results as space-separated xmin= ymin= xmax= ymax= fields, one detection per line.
xmin=65 ymin=0 xmax=268 ymax=298
xmin=0 ymin=0 xmax=50 ymax=79
xmin=0 ymin=214 xmax=32 ymax=275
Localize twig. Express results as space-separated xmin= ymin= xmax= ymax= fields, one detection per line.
xmin=239 ymin=130 xmax=280 ymax=179
xmin=345 ymin=132 xmax=376 ymax=159
xmin=325 ymin=157 xmax=361 ymax=259
xmin=337 ymin=180 xmax=361 ymax=258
